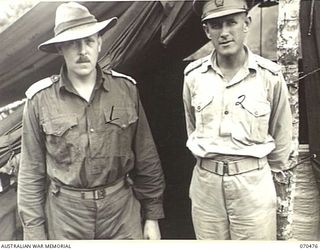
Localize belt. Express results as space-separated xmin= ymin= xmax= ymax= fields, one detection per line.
xmin=51 ymin=177 xmax=126 ymax=200
xmin=196 ymin=157 xmax=267 ymax=176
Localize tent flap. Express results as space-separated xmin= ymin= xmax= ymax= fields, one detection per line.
xmin=160 ymin=1 xmax=193 ymax=46
xmin=99 ymin=1 xmax=164 ymax=69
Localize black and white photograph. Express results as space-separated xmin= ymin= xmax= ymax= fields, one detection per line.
xmin=0 ymin=0 xmax=318 ymax=248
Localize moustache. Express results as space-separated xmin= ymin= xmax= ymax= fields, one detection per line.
xmin=76 ymin=56 xmax=90 ymax=64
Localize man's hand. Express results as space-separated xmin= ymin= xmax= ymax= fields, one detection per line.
xmin=143 ymin=219 xmax=161 ymax=240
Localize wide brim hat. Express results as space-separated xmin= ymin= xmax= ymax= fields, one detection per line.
xmin=193 ymin=0 xmax=248 ymax=22
xmin=38 ymin=2 xmax=118 ymax=53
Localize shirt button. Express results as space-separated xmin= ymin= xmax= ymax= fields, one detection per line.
xmin=121 ymin=124 xmax=127 ymax=128
xmin=197 ymin=106 xmax=201 ymax=111
xmin=224 ymin=111 xmax=229 ymax=115
xmin=52 ymin=75 xmax=59 ymax=82
xmin=90 ymin=128 xmax=94 ymax=133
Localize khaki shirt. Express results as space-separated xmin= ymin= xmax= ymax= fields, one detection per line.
xmin=183 ymin=47 xmax=292 ymax=171
xmin=18 ymin=65 xmax=165 ymax=239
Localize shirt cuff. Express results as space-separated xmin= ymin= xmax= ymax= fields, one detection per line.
xmin=23 ymin=225 xmax=47 ymax=240
xmin=140 ymin=198 xmax=165 ymax=220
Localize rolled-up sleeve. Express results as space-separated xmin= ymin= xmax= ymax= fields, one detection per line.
xmin=267 ymin=73 xmax=293 ymax=172
xmin=18 ymin=99 xmax=47 ymax=240
xmin=132 ymin=98 xmax=165 ymax=220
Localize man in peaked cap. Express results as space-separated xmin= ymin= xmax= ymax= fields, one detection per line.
xmin=18 ymin=2 xmax=165 ymax=240
xmin=183 ymin=0 xmax=292 ymax=240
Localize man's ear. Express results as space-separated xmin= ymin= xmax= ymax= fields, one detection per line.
xmin=243 ymin=16 xmax=251 ymax=33
xmin=202 ymin=23 xmax=211 ymax=39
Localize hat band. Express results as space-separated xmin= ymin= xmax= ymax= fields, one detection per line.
xmin=202 ymin=6 xmax=247 ymax=20
xmin=54 ymin=16 xmax=98 ymax=36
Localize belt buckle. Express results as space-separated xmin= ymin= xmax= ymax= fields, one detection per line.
xmin=93 ymin=188 xmax=105 ymax=200
xmin=222 ymin=161 xmax=229 ymax=175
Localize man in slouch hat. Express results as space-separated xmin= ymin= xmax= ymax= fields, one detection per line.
xmin=18 ymin=2 xmax=165 ymax=240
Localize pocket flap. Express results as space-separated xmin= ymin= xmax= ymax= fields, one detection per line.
xmin=192 ymin=95 xmax=213 ymax=112
xmin=43 ymin=115 xmax=78 ymax=136
xmin=104 ymin=106 xmax=138 ymax=129
xmin=243 ymin=101 xmax=271 ymax=117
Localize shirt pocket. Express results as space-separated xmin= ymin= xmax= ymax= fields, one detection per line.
xmin=191 ymin=94 xmax=214 ymax=135
xmin=234 ymin=101 xmax=271 ymax=143
xmin=104 ymin=106 xmax=138 ymax=129
xmin=103 ymin=105 xmax=138 ymax=156
xmin=42 ymin=115 xmax=78 ymax=165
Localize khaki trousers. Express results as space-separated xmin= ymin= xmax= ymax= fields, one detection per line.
xmin=189 ymin=159 xmax=277 ymax=240
xmin=46 ymin=183 xmax=143 ymax=239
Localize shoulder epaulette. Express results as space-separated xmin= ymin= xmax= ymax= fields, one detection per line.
xmin=111 ymin=70 xmax=136 ymax=84
xmin=255 ymin=55 xmax=281 ymax=75
xmin=184 ymin=58 xmax=204 ymax=76
xmin=184 ymin=56 xmax=211 ymax=76
xmin=25 ymin=75 xmax=59 ymax=99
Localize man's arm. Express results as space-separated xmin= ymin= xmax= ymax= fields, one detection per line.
xmin=18 ymin=99 xmax=47 ymax=240
xmin=132 ymin=95 xmax=165 ymax=239
xmin=268 ymin=73 xmax=293 ymax=172
xmin=183 ymin=76 xmax=195 ymax=137
xmin=143 ymin=219 xmax=161 ymax=240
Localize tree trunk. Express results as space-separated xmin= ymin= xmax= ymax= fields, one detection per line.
xmin=275 ymin=0 xmax=300 ymax=240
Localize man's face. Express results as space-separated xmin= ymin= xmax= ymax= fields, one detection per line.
xmin=203 ymin=13 xmax=250 ymax=57
xmin=58 ymin=33 xmax=102 ymax=77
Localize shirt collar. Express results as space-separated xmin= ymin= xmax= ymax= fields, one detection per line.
xmin=101 ymin=68 xmax=111 ymax=92
xmin=199 ymin=53 xmax=215 ymax=73
xmin=246 ymin=46 xmax=259 ymax=72
xmin=200 ymin=45 xmax=258 ymax=74
xmin=58 ymin=64 xmax=107 ymax=93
